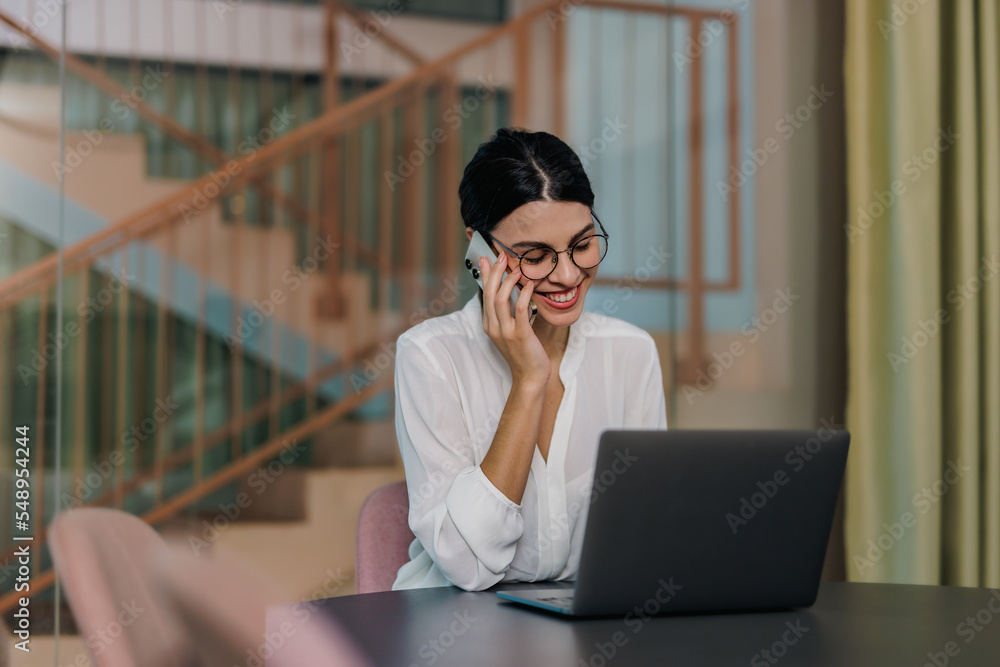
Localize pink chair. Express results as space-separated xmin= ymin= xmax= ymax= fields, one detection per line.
xmin=47 ymin=508 xmax=195 ymax=667
xmin=152 ymin=547 xmax=373 ymax=667
xmin=49 ymin=508 xmax=372 ymax=667
xmin=355 ymin=481 xmax=415 ymax=593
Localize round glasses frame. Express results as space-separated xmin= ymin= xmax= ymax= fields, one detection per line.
xmin=486 ymin=214 xmax=610 ymax=281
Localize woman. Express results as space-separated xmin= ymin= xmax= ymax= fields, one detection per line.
xmin=391 ymin=127 xmax=667 ymax=592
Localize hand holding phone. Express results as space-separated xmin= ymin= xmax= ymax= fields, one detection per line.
xmin=465 ymin=231 xmax=538 ymax=326
xmin=464 ymin=231 xmax=551 ymax=386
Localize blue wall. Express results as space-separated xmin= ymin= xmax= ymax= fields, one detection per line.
xmin=565 ymin=0 xmax=756 ymax=333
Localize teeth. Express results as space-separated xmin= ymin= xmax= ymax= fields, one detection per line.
xmin=542 ymin=286 xmax=577 ymax=303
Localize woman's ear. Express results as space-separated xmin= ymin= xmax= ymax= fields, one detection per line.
xmin=466 ymin=227 xmax=474 ymax=242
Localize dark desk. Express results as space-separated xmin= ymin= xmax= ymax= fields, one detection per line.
xmin=271 ymin=581 xmax=1000 ymax=666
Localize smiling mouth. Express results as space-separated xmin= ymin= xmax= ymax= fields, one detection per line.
xmin=536 ymin=284 xmax=579 ymax=303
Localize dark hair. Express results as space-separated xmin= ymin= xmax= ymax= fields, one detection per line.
xmin=459 ymin=127 xmax=596 ymax=235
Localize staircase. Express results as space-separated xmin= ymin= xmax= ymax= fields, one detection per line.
xmin=0 ymin=0 xmax=529 ymax=618
xmin=0 ymin=0 xmax=745 ymax=627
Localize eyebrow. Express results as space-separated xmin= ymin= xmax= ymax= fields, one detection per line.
xmin=510 ymin=221 xmax=595 ymax=251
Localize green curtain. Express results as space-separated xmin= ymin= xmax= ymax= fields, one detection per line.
xmin=844 ymin=0 xmax=1000 ymax=586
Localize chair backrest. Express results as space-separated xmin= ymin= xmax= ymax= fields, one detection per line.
xmin=152 ymin=547 xmax=373 ymax=667
xmin=355 ymin=481 xmax=415 ymax=594
xmin=47 ymin=508 xmax=195 ymax=667
xmin=49 ymin=508 xmax=371 ymax=667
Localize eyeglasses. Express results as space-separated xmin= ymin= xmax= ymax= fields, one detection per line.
xmin=486 ymin=214 xmax=610 ymax=281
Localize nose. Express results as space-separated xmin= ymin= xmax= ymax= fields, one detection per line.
xmin=548 ymin=249 xmax=582 ymax=286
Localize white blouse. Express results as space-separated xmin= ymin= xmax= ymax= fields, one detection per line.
xmin=391 ymin=294 xmax=668 ymax=592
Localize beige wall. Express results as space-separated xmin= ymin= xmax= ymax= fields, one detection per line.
xmin=671 ymin=0 xmax=847 ymax=431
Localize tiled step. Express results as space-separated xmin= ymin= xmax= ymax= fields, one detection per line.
xmin=310 ymin=418 xmax=400 ymax=468
xmin=181 ymin=465 xmax=406 ymax=601
xmin=156 ymin=466 xmax=311 ymax=529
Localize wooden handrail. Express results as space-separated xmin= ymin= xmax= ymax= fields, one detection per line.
xmin=0 ymin=373 xmax=395 ymax=615
xmin=0 ymin=6 xmax=391 ymax=287
xmin=0 ymin=0 xmax=739 ymax=310
xmin=0 ymin=0 xmax=563 ymax=308
xmin=0 ymin=300 xmax=430 ymax=568
xmin=327 ymin=0 xmax=426 ymax=66
xmin=74 ymin=322 xmax=410 ymax=513
xmin=0 ymin=75 xmax=439 ymax=309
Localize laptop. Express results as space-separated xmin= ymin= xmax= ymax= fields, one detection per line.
xmin=496 ymin=429 xmax=850 ymax=617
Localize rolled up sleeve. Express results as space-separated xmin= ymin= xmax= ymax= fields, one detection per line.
xmin=394 ymin=334 xmax=524 ymax=591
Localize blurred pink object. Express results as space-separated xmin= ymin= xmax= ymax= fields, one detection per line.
xmin=47 ymin=508 xmax=195 ymax=667
xmin=152 ymin=547 xmax=373 ymax=667
xmin=48 ymin=507 xmax=372 ymax=666
xmin=355 ymin=481 xmax=415 ymax=594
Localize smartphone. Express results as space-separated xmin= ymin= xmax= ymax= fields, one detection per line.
xmin=464 ymin=231 xmax=537 ymax=326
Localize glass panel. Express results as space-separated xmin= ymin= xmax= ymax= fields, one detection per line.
xmin=0 ymin=0 xmax=69 ymax=652
xmin=2 ymin=0 xmax=515 ymax=657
